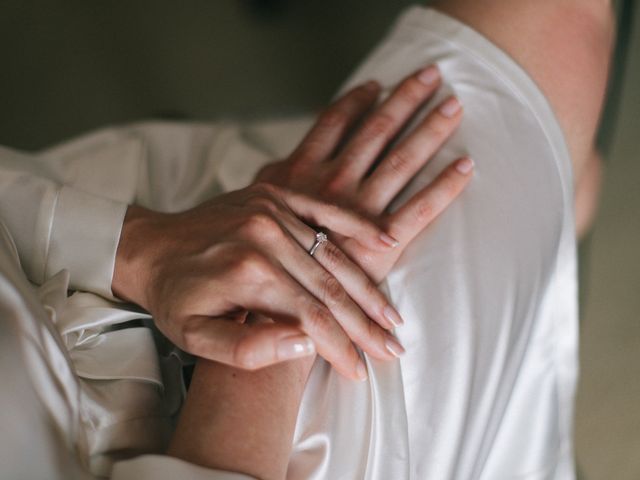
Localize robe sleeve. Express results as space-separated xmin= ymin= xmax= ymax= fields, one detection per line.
xmin=0 ymin=145 xmax=129 ymax=298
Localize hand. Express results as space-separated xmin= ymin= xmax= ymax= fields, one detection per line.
xmin=256 ymin=65 xmax=473 ymax=283
xmin=112 ymin=183 xmax=405 ymax=381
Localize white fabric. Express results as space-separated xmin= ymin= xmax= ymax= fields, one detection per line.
xmin=0 ymin=6 xmax=578 ymax=480
xmin=0 ymin=136 xmax=138 ymax=298
xmin=0 ymin=223 xmax=171 ymax=476
xmin=282 ymin=8 xmax=578 ymax=480
xmin=222 ymin=9 xmax=578 ymax=477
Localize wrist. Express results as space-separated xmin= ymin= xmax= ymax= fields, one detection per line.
xmin=112 ymin=205 xmax=169 ymax=309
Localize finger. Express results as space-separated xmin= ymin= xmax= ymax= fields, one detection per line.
xmin=311 ymin=240 xmax=407 ymax=336
xmin=277 ymin=210 xmax=404 ymax=332
xmin=332 ymin=65 xmax=441 ymax=185
xmin=249 ymin=187 xmax=405 ymax=332
xmin=359 ymin=95 xmax=463 ymax=214
xmin=291 ymin=81 xmax=380 ymax=164
xmin=280 ymin=188 xmax=400 ymax=251
xmin=386 ymin=157 xmax=474 ymax=244
xmin=270 ymin=212 xmax=405 ymax=360
xmin=256 ymin=217 xmax=400 ymax=363
xmin=180 ymin=316 xmax=316 ymax=370
xmin=223 ymin=249 xmax=371 ymax=381
xmin=233 ymin=189 xmax=401 ymax=378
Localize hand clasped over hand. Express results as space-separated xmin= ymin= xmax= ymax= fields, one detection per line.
xmin=256 ymin=64 xmax=474 ymax=283
xmin=113 ymin=64 xmax=474 ymax=381
xmin=113 ymin=184 xmax=404 ymax=380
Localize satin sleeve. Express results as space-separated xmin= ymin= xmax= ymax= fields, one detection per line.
xmin=0 ymin=120 xmax=269 ymax=297
xmin=0 ymin=131 xmax=143 ymax=298
xmin=0 ymin=148 xmax=126 ymax=298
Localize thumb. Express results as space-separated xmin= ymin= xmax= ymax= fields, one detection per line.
xmin=182 ymin=315 xmax=316 ymax=370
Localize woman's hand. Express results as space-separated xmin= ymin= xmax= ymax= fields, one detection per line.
xmin=112 ymin=183 xmax=404 ymax=381
xmin=256 ymin=65 xmax=474 ymax=283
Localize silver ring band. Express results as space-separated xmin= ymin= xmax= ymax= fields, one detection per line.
xmin=309 ymin=231 xmax=328 ymax=257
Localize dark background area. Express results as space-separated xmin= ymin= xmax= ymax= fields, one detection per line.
xmin=0 ymin=0 xmax=414 ymax=149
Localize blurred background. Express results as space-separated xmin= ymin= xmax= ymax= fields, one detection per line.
xmin=0 ymin=1 xmax=637 ymax=478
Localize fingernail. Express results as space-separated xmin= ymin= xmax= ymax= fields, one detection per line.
xmin=356 ymin=359 xmax=368 ymax=381
xmin=417 ymin=65 xmax=440 ymax=86
xmin=385 ymin=334 xmax=406 ymax=358
xmin=455 ymin=157 xmax=475 ymax=175
xmin=384 ymin=305 xmax=404 ymax=328
xmin=379 ymin=233 xmax=400 ymax=248
xmin=277 ymin=335 xmax=315 ymax=361
xmin=363 ymin=80 xmax=380 ymax=92
xmin=439 ymin=96 xmax=461 ymax=118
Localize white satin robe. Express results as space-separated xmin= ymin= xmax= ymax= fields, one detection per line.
xmin=0 ymin=7 xmax=578 ymax=480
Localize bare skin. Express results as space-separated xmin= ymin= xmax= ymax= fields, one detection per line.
xmin=168 ymin=1 xmax=614 ymax=478
xmin=168 ymin=357 xmax=316 ymax=480
xmin=168 ymin=67 xmax=473 ymax=479
xmin=114 ymin=185 xmax=409 ymax=380
xmin=431 ymin=0 xmax=614 ymax=236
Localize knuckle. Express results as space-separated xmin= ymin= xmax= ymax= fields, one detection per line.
xmin=397 ymin=79 xmax=425 ymax=104
xmin=286 ymin=159 xmax=310 ymax=181
xmin=319 ymin=108 xmax=348 ymax=130
xmin=439 ymin=175 xmax=460 ymax=198
xmin=424 ymin=116 xmax=451 ymax=138
xmin=230 ymin=249 xmax=273 ymax=282
xmin=306 ymin=304 xmax=334 ymax=339
xmin=251 ymin=181 xmax=279 ymax=196
xmin=415 ymin=200 xmax=435 ymax=223
xmin=361 ymin=113 xmax=395 ymax=140
xmin=320 ymin=241 xmax=345 ymax=271
xmin=248 ymin=195 xmax=280 ymax=214
xmin=241 ymin=211 xmax=282 ymax=240
xmin=387 ymin=148 xmax=413 ymax=174
xmin=358 ymin=250 xmax=377 ymax=271
xmin=321 ymin=274 xmax=346 ymax=307
xmin=325 ymin=172 xmax=351 ymax=196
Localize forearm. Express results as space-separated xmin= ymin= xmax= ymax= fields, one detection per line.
xmin=168 ymin=356 xmax=316 ymax=480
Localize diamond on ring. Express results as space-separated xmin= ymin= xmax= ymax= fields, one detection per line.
xmin=309 ymin=231 xmax=328 ymax=257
